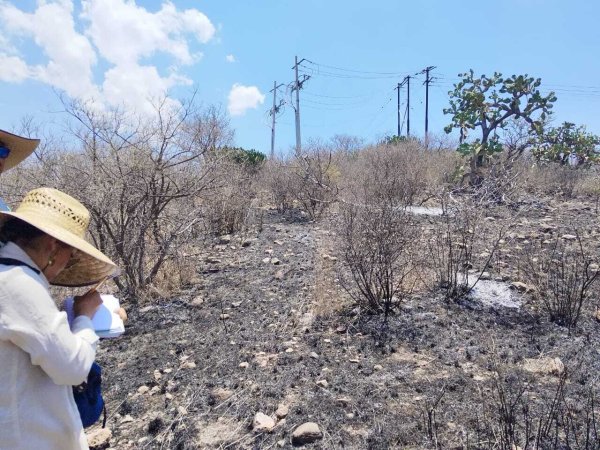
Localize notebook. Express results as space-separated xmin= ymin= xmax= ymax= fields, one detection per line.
xmin=63 ymin=294 xmax=125 ymax=338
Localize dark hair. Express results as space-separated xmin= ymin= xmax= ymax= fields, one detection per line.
xmin=0 ymin=217 xmax=45 ymax=244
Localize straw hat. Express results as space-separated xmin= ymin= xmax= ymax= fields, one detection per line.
xmin=0 ymin=130 xmax=40 ymax=172
xmin=0 ymin=187 xmax=118 ymax=287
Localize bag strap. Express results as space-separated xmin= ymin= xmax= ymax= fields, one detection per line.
xmin=0 ymin=258 xmax=41 ymax=275
xmin=102 ymin=404 xmax=107 ymax=428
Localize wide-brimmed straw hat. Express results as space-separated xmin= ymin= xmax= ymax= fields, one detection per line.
xmin=0 ymin=187 xmax=118 ymax=287
xmin=0 ymin=130 xmax=39 ymax=172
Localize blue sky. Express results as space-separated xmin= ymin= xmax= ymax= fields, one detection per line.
xmin=1 ymin=0 xmax=599 ymax=155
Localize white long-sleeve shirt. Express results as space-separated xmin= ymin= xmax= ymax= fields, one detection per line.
xmin=0 ymin=242 xmax=98 ymax=450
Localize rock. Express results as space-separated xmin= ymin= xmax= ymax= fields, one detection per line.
xmin=163 ymin=368 xmax=173 ymax=374
xmin=180 ymin=361 xmax=196 ymax=369
xmin=316 ymin=379 xmax=329 ymax=388
xmin=241 ymin=239 xmax=253 ymax=247
xmin=120 ymin=415 xmax=134 ymax=424
xmin=523 ymin=357 xmax=565 ymax=376
xmin=137 ymin=385 xmax=150 ymax=394
xmin=590 ymin=263 xmax=599 ymax=272
xmin=291 ymin=422 xmax=323 ymax=445
xmin=271 ymin=258 xmax=281 ymax=265
xmin=562 ymin=234 xmax=577 ymax=241
xmin=336 ymin=397 xmax=352 ymax=407
xmin=510 ymin=281 xmax=531 ymax=292
xmin=206 ymin=256 xmax=222 ymax=264
xmin=211 ymin=388 xmax=234 ymax=401
xmin=191 ymin=296 xmax=204 ymax=307
xmin=346 ymin=412 xmax=355 ymax=419
xmin=275 ymin=403 xmax=289 ymax=419
xmin=277 ymin=439 xmax=286 ymax=447
xmin=274 ymin=240 xmax=284 ymax=245
xmin=479 ymin=271 xmax=491 ymax=280
xmin=274 ymin=270 xmax=285 ymax=280
xmin=309 ymin=352 xmax=319 ymax=359
xmin=262 ymin=257 xmax=271 ymax=264
xmin=153 ymin=370 xmax=162 ymax=381
xmin=239 ymin=362 xmax=250 ymax=369
xmin=87 ymin=428 xmax=112 ymax=450
xmin=374 ymin=364 xmax=383 ymax=371
xmin=231 ymin=301 xmax=242 ymax=308
xmin=253 ymin=412 xmax=276 ymax=432
xmin=220 ymin=314 xmax=230 ymax=320
xmin=349 ymin=358 xmax=360 ymax=363
xmin=219 ymin=235 xmax=232 ymax=245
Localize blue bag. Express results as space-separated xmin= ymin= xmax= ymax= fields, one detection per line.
xmin=73 ymin=362 xmax=106 ymax=428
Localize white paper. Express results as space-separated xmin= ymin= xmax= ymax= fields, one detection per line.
xmin=63 ymin=294 xmax=125 ymax=338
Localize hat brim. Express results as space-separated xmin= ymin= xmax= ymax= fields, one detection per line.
xmin=0 ymin=130 xmax=39 ymax=172
xmin=0 ymin=210 xmax=118 ymax=287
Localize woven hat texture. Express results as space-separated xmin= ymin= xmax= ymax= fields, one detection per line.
xmin=1 ymin=188 xmax=117 ymax=286
xmin=0 ymin=129 xmax=39 ymax=172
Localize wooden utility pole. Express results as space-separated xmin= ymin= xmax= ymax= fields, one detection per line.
xmin=395 ymin=83 xmax=401 ymax=137
xmin=269 ymin=81 xmax=284 ymax=159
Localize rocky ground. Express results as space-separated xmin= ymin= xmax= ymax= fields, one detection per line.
xmin=89 ymin=197 xmax=600 ymax=450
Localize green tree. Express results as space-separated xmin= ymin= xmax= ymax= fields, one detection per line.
xmin=533 ymin=122 xmax=600 ymax=166
xmin=444 ymin=70 xmax=556 ymax=184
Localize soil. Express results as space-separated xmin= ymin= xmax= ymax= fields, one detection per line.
xmin=92 ymin=196 xmax=600 ymax=449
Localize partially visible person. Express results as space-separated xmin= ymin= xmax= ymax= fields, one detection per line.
xmin=0 ymin=130 xmax=40 ymax=211
xmin=0 ymin=187 xmax=118 ymax=450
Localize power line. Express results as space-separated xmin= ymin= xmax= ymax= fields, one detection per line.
xmin=303 ymin=59 xmax=419 ymax=76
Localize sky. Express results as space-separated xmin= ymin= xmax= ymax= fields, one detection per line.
xmin=1 ymin=0 xmax=599 ymax=156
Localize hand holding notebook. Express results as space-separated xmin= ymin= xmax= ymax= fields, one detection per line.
xmin=63 ymin=294 xmax=125 ymax=338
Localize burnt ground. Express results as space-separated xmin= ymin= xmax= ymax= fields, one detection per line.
xmin=93 ymin=197 xmax=600 ymax=450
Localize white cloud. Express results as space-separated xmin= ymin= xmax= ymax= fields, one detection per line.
xmin=225 ymin=54 xmax=235 ymax=63
xmin=228 ymin=83 xmax=265 ymax=117
xmin=0 ymin=54 xmax=30 ymax=82
xmin=81 ymin=0 xmax=215 ymax=66
xmin=0 ymin=0 xmax=216 ymax=113
xmin=0 ymin=0 xmax=99 ymax=100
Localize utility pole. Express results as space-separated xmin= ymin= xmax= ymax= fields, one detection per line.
xmin=403 ymin=75 xmax=411 ymax=137
xmin=395 ymin=83 xmax=401 ymax=137
xmin=269 ymin=81 xmax=284 ymax=159
xmin=421 ymin=66 xmax=436 ymax=144
xmin=292 ymin=56 xmax=310 ymax=155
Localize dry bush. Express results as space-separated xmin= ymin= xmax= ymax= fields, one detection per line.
xmin=290 ymin=145 xmax=340 ymax=220
xmin=13 ymin=98 xmax=234 ymax=302
xmin=464 ymin=360 xmax=600 ymax=449
xmin=261 ymin=157 xmax=295 ymax=213
xmin=519 ymin=162 xmax=585 ymax=199
xmin=200 ymin=157 xmax=262 ymax=236
xmin=425 ymin=192 xmax=509 ymax=301
xmin=522 ymin=233 xmax=599 ymax=332
xmin=338 ymin=201 xmax=416 ymax=319
xmin=339 ymin=141 xmax=459 ymax=206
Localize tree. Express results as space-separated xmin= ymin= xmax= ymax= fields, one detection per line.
xmin=533 ymin=122 xmax=600 ymax=166
xmin=444 ymin=70 xmax=556 ymax=184
xmin=57 ymin=96 xmax=233 ymax=300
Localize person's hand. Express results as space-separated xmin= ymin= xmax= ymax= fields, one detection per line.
xmin=114 ymin=307 xmax=128 ymax=323
xmin=73 ymin=291 xmax=102 ymax=320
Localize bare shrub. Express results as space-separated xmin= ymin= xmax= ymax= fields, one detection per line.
xmin=465 ymin=358 xmax=600 ymax=450
xmin=340 ymin=141 xmax=458 ymax=206
xmin=22 ymin=98 xmax=234 ymax=301
xmin=200 ymin=156 xmax=262 ymax=236
xmin=261 ymin=158 xmax=295 ymax=213
xmin=522 ymin=233 xmax=599 ymax=331
xmin=425 ymin=193 xmax=509 ymax=301
xmin=522 ymin=163 xmax=584 ymax=199
xmin=338 ymin=201 xmax=416 ymax=319
xmin=291 ymin=145 xmax=339 ymax=220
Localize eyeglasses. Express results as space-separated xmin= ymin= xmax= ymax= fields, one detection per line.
xmin=0 ymin=146 xmax=10 ymax=159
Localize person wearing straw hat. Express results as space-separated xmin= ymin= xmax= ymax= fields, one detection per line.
xmin=0 ymin=187 xmax=118 ymax=450
xmin=0 ymin=130 xmax=40 ymax=211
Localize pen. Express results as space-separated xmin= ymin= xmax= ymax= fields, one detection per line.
xmin=85 ymin=276 xmax=110 ymax=295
